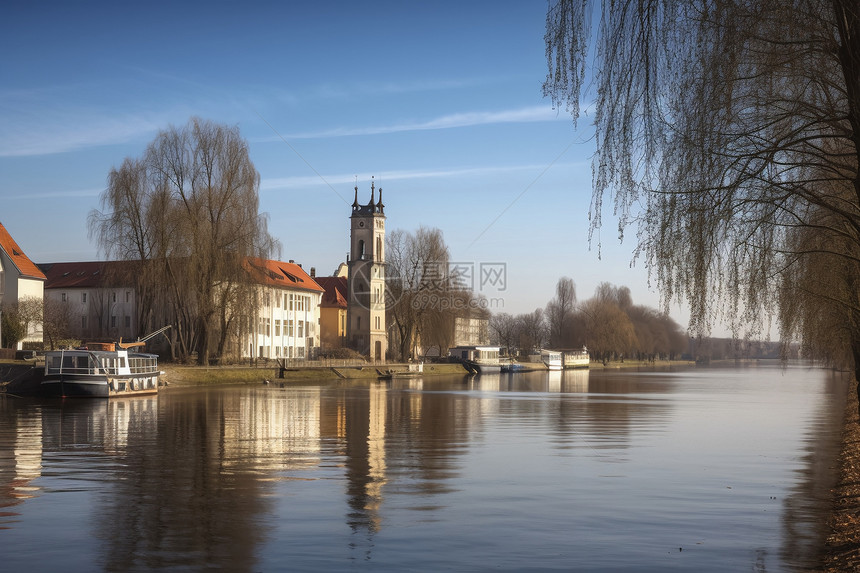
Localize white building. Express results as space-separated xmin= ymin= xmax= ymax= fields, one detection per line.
xmin=0 ymin=221 xmax=46 ymax=348
xmin=42 ymin=257 xmax=325 ymax=361
xmin=41 ymin=261 xmax=138 ymax=342
xmin=240 ymin=258 xmax=324 ymax=360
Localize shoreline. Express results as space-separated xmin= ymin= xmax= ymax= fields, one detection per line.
xmin=819 ymin=378 xmax=860 ymax=571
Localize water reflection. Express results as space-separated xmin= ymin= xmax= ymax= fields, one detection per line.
xmin=0 ymin=366 xmax=849 ymax=571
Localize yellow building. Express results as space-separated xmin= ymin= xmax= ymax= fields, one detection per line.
xmin=315 ymin=275 xmax=347 ymax=351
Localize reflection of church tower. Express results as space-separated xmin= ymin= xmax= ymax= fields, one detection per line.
xmin=347 ymin=179 xmax=387 ymax=361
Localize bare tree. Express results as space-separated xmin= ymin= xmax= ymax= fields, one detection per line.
xmin=385 ymin=226 xmax=453 ymax=360
xmin=516 ymin=309 xmax=547 ymax=357
xmin=89 ymin=117 xmax=278 ymax=364
xmin=546 ymin=277 xmax=576 ymax=347
xmin=489 ymin=312 xmax=519 ymax=355
xmin=544 ymin=1 xmax=860 ymax=374
xmin=42 ymin=297 xmax=72 ymax=349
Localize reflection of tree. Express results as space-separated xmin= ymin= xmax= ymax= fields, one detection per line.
xmin=94 ymin=392 xmax=272 ymax=571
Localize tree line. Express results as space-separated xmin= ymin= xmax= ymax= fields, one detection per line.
xmin=543 ymin=1 xmax=860 ymax=375
xmin=490 ymin=278 xmax=687 ymax=363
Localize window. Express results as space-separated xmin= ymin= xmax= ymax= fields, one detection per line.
xmin=275 ymin=319 xmax=281 ymax=337
xmin=265 ymin=318 xmax=271 ymax=337
xmin=375 ymin=316 xmax=380 ymax=329
xmin=112 ymin=292 xmax=116 ymax=303
xmin=288 ymin=320 xmax=294 ymax=337
xmin=357 ymin=316 xmax=361 ymax=330
xmin=82 ymin=292 xmax=87 ymax=303
xmin=125 ymin=316 xmax=131 ymax=328
xmin=298 ymin=320 xmax=304 ymax=338
xmin=283 ymin=293 xmax=288 ymax=308
xmin=125 ymin=291 xmax=130 ymax=303
xmin=111 ymin=316 xmax=117 ymax=328
xmin=276 ymin=293 xmax=281 ymax=308
xmin=81 ymin=316 xmax=87 ymax=329
xmin=62 ymin=293 xmax=67 ymax=302
xmin=289 ymin=294 xmax=294 ymax=310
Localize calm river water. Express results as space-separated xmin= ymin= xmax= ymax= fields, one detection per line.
xmin=0 ymin=364 xmax=849 ymax=571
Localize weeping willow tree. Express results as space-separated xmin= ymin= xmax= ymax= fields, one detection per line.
xmin=89 ymin=117 xmax=278 ymax=364
xmin=544 ymin=0 xmax=860 ymax=372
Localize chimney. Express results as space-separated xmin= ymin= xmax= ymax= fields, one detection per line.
xmin=310 ymin=267 xmax=316 ymax=277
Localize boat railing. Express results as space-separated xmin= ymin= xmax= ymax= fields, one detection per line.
xmin=128 ymin=356 xmax=158 ymax=375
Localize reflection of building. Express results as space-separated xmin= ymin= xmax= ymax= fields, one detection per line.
xmin=220 ymin=388 xmax=321 ymax=472
xmin=0 ymin=408 xmax=43 ymax=517
xmin=346 ymin=181 xmax=387 ymax=361
xmin=0 ymin=221 xmax=46 ymax=347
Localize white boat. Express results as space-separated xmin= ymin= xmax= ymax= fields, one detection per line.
xmin=41 ymin=342 xmax=162 ymax=398
xmin=541 ymin=349 xmax=563 ymax=371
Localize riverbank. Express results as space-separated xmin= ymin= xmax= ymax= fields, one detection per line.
xmin=820 ymin=380 xmax=860 ymax=571
xmin=161 ymin=362 xmax=470 ymax=386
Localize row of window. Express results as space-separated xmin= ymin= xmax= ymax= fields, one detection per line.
xmin=259 ymin=345 xmax=307 ymax=359
xmin=263 ymin=292 xmax=314 ymax=311
xmin=61 ymin=291 xmax=131 ymax=304
xmin=258 ymin=318 xmax=316 ymax=338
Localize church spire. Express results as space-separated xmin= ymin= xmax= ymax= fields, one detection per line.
xmin=352 ymin=178 xmax=359 ymax=209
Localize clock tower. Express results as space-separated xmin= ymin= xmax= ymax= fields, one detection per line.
xmin=347 ymin=179 xmax=387 ymax=361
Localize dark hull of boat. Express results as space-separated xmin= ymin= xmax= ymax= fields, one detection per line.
xmin=41 ymin=375 xmax=110 ymax=398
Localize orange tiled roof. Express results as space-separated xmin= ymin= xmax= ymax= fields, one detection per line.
xmin=243 ymin=257 xmax=324 ymax=293
xmin=314 ymin=276 xmax=348 ymax=309
xmin=0 ymin=222 xmax=46 ymax=280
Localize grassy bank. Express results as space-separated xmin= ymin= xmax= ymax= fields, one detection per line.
xmin=162 ymin=362 xmax=470 ymax=387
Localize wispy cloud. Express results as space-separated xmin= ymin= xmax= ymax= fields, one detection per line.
xmin=260 ymin=163 xmax=580 ymax=193
xmin=0 ymin=82 xmax=191 ymax=157
xmin=4 ymin=187 xmax=103 ymax=200
xmin=267 ymin=105 xmax=562 ymax=140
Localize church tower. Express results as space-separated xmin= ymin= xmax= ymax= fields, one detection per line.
xmin=347 ymin=179 xmax=387 ymax=361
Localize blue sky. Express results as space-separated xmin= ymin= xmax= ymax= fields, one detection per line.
xmin=0 ymin=1 xmax=689 ymax=328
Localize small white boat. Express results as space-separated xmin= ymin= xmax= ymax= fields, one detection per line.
xmin=541 ymin=349 xmax=563 ymax=371
xmin=41 ymin=342 xmax=162 ymax=398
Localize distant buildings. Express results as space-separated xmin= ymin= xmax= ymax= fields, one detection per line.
xmin=1 ymin=183 xmax=488 ymax=361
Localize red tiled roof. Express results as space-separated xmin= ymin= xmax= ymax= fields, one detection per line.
xmin=0 ymin=222 xmax=46 ymax=280
xmin=314 ymin=276 xmax=348 ymax=308
xmin=243 ymin=257 xmax=324 ymax=293
xmin=41 ymin=261 xmax=108 ymax=289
